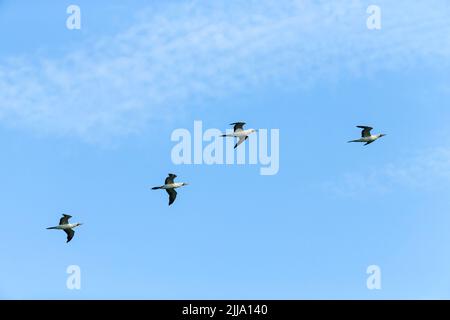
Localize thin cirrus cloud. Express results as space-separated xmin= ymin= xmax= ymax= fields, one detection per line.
xmin=323 ymin=147 xmax=450 ymax=197
xmin=0 ymin=0 xmax=449 ymax=142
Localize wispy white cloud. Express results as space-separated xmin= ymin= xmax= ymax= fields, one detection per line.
xmin=1 ymin=0 xmax=450 ymax=141
xmin=323 ymin=146 xmax=450 ymax=197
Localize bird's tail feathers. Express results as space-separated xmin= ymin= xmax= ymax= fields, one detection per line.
xmin=46 ymin=227 xmax=57 ymax=230
xmin=152 ymin=186 xmax=163 ymax=190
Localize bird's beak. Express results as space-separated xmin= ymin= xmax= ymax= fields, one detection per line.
xmin=184 ymin=183 xmax=189 ymax=186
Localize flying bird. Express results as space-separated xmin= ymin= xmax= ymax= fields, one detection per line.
xmin=221 ymin=122 xmax=257 ymax=149
xmin=152 ymin=173 xmax=188 ymax=206
xmin=348 ymin=126 xmax=386 ymax=146
xmin=46 ymin=214 xmax=83 ymax=243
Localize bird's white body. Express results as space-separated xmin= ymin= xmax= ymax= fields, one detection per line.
xmin=50 ymin=223 xmax=82 ymax=230
xmin=224 ymin=129 xmax=257 ymax=138
xmin=352 ymin=134 xmax=383 ymax=143
xmin=161 ymin=182 xmax=187 ymax=189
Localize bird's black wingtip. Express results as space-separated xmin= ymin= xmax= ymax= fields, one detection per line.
xmin=230 ymin=122 xmax=245 ymax=126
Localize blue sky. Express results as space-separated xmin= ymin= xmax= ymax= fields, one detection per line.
xmin=1 ymin=0 xmax=450 ymax=299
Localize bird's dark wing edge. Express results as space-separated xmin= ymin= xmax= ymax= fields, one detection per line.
xmin=231 ymin=122 xmax=246 ymax=132
xmin=64 ymin=229 xmax=75 ymax=243
xmin=59 ymin=214 xmax=72 ymax=225
xmin=357 ymin=126 xmax=373 ymax=137
xmin=165 ymin=173 xmax=177 ymax=185
xmin=166 ymin=189 xmax=177 ymax=206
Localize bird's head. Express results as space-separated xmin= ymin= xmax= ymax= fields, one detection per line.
xmin=182 ymin=182 xmax=189 ymax=186
xmin=379 ymin=133 xmax=386 ymax=138
xmin=76 ymin=223 xmax=83 ymax=227
xmin=250 ymin=129 xmax=258 ymax=133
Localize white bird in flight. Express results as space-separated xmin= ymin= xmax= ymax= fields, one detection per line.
xmin=221 ymin=122 xmax=257 ymax=149
xmin=348 ymin=126 xmax=386 ymax=146
xmin=152 ymin=173 xmax=189 ymax=206
xmin=46 ymin=214 xmax=83 ymax=243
